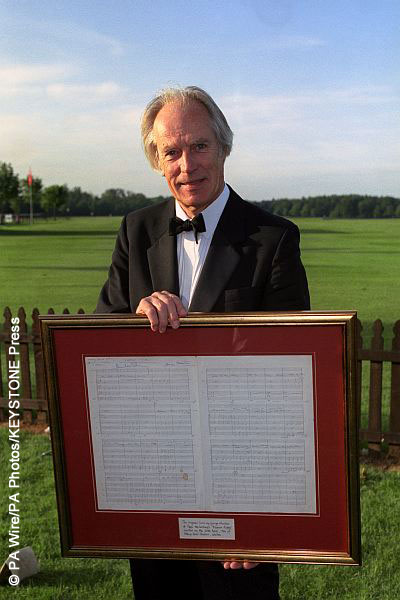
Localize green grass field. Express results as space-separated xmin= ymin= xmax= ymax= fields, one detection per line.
xmin=1 ymin=216 xmax=400 ymax=344
xmin=1 ymin=216 xmax=400 ymax=599
xmin=1 ymin=217 xmax=123 ymax=315
xmin=295 ymin=217 xmax=400 ymax=344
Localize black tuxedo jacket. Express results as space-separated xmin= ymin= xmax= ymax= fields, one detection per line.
xmin=96 ymin=186 xmax=310 ymax=313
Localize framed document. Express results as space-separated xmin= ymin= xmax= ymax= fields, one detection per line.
xmin=40 ymin=311 xmax=360 ymax=565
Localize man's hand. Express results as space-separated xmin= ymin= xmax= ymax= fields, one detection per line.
xmin=222 ymin=561 xmax=260 ymax=570
xmin=136 ymin=291 xmax=187 ymax=333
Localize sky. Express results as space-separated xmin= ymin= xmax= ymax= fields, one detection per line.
xmin=1 ymin=0 xmax=399 ymax=201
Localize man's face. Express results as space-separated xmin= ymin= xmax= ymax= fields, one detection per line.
xmin=153 ymin=100 xmax=225 ymax=218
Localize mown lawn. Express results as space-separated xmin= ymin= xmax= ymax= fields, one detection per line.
xmin=294 ymin=217 xmax=400 ymax=344
xmin=1 ymin=429 xmax=400 ymax=599
xmin=0 ymin=217 xmax=122 ymax=314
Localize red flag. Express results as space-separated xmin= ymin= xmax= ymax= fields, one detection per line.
xmin=27 ymin=168 xmax=33 ymax=187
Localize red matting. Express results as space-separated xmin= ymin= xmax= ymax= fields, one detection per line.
xmin=51 ymin=323 xmax=348 ymax=556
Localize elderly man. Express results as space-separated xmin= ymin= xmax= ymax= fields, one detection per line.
xmin=96 ymin=86 xmax=310 ymax=600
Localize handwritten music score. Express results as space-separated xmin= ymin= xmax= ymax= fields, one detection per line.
xmin=85 ymin=355 xmax=316 ymax=513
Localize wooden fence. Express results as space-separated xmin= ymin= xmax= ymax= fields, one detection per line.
xmin=357 ymin=319 xmax=400 ymax=457
xmin=0 ymin=307 xmax=83 ymax=424
xmin=1 ymin=307 xmax=400 ymax=457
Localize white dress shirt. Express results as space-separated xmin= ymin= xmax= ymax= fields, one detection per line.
xmin=175 ymin=184 xmax=229 ymax=310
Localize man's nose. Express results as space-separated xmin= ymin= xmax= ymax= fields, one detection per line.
xmin=180 ymin=150 xmax=196 ymax=173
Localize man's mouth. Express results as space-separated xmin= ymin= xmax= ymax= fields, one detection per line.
xmin=179 ymin=179 xmax=205 ymax=187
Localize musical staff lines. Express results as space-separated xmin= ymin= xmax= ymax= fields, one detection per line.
xmin=199 ymin=358 xmax=316 ymax=513
xmin=86 ymin=357 xmax=203 ymax=510
xmin=85 ymin=354 xmax=316 ymax=514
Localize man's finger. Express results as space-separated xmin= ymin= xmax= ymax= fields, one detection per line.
xmin=160 ymin=292 xmax=187 ymax=319
xmin=243 ymin=561 xmax=259 ymax=570
xmin=151 ymin=293 xmax=182 ymax=331
xmin=155 ymin=292 xmax=182 ymax=329
xmin=147 ymin=295 xmax=171 ymax=332
xmin=136 ymin=298 xmax=160 ymax=331
xmin=222 ymin=560 xmax=260 ymax=570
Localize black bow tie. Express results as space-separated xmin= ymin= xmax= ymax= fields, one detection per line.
xmin=169 ymin=213 xmax=206 ymax=244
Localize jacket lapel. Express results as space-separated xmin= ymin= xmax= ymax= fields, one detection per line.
xmin=147 ymin=199 xmax=180 ymax=296
xmin=189 ymin=190 xmax=247 ymax=312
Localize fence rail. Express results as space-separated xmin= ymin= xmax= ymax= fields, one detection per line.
xmin=1 ymin=307 xmax=400 ymax=456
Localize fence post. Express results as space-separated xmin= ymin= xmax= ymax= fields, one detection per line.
xmin=389 ymin=320 xmax=400 ymax=458
xmin=356 ymin=319 xmax=363 ymax=428
xmin=18 ymin=307 xmax=33 ymax=413
xmin=0 ymin=307 xmax=12 ymax=421
xmin=32 ymin=309 xmax=45 ymax=400
xmin=4 ymin=306 xmax=13 ymax=395
xmin=368 ymin=319 xmax=384 ymax=454
xmin=32 ymin=308 xmax=47 ymax=423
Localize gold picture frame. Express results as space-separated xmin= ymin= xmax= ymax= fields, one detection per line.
xmin=40 ymin=311 xmax=360 ymax=565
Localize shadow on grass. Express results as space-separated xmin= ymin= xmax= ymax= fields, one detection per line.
xmin=0 ymin=229 xmax=117 ymax=237
xmin=305 ymin=248 xmax=398 ymax=254
xmin=0 ymin=266 xmax=108 ymax=271
xmin=298 ymin=229 xmax=351 ymax=235
xmin=20 ymin=561 xmax=129 ymax=588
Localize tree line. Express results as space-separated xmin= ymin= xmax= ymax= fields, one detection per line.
xmin=0 ymin=162 xmax=170 ymax=218
xmin=1 ymin=162 xmax=399 ymax=219
xmin=259 ymin=195 xmax=400 ymax=218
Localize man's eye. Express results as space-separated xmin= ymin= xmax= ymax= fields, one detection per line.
xmin=196 ymin=143 xmax=207 ymax=151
